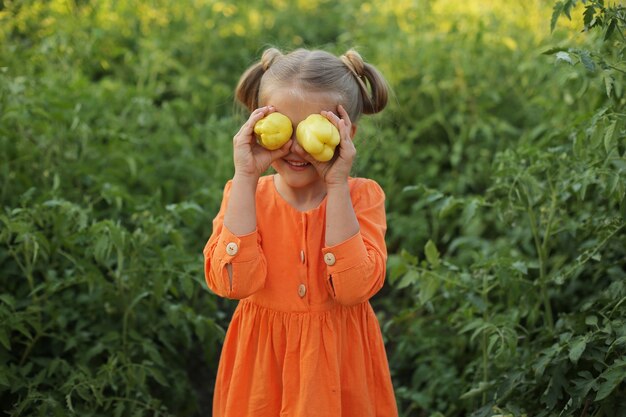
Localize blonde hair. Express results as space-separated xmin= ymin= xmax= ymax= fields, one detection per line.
xmin=235 ymin=48 xmax=389 ymax=122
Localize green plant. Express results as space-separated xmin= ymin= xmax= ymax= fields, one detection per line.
xmin=381 ymin=1 xmax=625 ymax=416
xmin=1 ymin=0 xmax=624 ymax=416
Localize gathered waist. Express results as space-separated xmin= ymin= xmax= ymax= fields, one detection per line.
xmin=237 ymin=298 xmax=371 ymax=317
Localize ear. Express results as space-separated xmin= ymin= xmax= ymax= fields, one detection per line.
xmin=350 ymin=124 xmax=358 ymax=138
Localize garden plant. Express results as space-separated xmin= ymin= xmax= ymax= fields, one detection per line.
xmin=0 ymin=0 xmax=624 ymax=416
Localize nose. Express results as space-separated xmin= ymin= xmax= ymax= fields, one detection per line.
xmin=290 ymin=137 xmax=308 ymax=158
xmin=288 ymin=130 xmax=298 ymax=152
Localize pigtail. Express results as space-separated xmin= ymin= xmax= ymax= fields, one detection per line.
xmin=360 ymin=62 xmax=389 ymax=115
xmin=235 ymin=62 xmax=264 ymax=111
xmin=235 ymin=48 xmax=283 ymax=111
xmin=341 ymin=49 xmax=389 ymax=115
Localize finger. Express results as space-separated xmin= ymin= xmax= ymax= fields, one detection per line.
xmin=336 ymin=106 xmax=354 ymax=140
xmin=291 ymin=140 xmax=314 ymax=163
xmin=337 ymin=104 xmax=351 ymax=125
xmin=321 ymin=110 xmax=341 ymax=127
xmin=322 ymin=108 xmax=352 ymax=141
xmin=248 ymin=106 xmax=274 ymax=127
xmin=247 ymin=106 xmax=273 ymax=128
xmin=236 ymin=106 xmax=274 ymax=143
xmin=269 ymin=139 xmax=294 ymax=161
xmin=322 ymin=105 xmax=351 ymax=126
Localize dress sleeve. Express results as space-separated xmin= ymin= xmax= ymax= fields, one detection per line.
xmin=203 ymin=180 xmax=267 ymax=299
xmin=321 ymin=179 xmax=388 ymax=306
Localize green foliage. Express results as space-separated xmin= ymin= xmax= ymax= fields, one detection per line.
xmin=1 ymin=0 xmax=625 ymax=416
xmin=378 ymin=1 xmax=626 ymax=416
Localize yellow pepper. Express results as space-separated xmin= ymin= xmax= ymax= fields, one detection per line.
xmin=296 ymin=114 xmax=340 ymax=162
xmin=254 ymin=112 xmax=293 ymax=150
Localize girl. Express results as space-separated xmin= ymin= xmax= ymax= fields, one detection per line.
xmin=204 ymin=47 xmax=398 ymax=417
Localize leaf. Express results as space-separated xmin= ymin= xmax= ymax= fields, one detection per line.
xmin=609 ymin=336 xmax=626 ymax=354
xmin=604 ymin=18 xmax=616 ymax=40
xmin=0 ymin=368 xmax=9 ymax=387
xmin=462 ymin=198 xmax=479 ymax=226
xmin=604 ymin=74 xmax=614 ymax=99
xmin=66 ymin=393 xmax=74 ymax=413
xmin=0 ymin=294 xmax=15 ymax=308
xmin=542 ymin=46 xmax=568 ymax=55
xmin=47 ymin=358 xmax=63 ymax=377
xmin=127 ymin=291 xmax=150 ymax=313
xmin=93 ymin=233 xmax=112 ymax=263
xmin=181 ymin=274 xmax=194 ymax=299
xmin=418 ymin=271 xmax=439 ymax=305
xmin=144 ymin=343 xmax=165 ymax=367
xmin=544 ymin=367 xmax=567 ymax=408
xmin=573 ymin=371 xmax=597 ymax=399
xmin=604 ymin=120 xmax=617 ymax=153
xmin=534 ymin=345 xmax=560 ymax=378
xmin=387 ymin=255 xmax=408 ymax=284
xmin=488 ymin=333 xmax=500 ymax=355
xmin=583 ymin=5 xmax=596 ymax=30
xmin=579 ymin=50 xmax=596 ymax=72
xmin=551 ymin=1 xmax=564 ymax=32
xmin=460 ymin=382 xmax=491 ymax=400
xmin=595 ymin=366 xmax=626 ymax=401
xmin=459 ymin=318 xmax=484 ymax=334
xmin=469 ymin=403 xmax=495 ymax=417
xmin=438 ymin=196 xmax=458 ymax=218
xmin=467 ymin=293 xmax=487 ymax=312
xmin=0 ymin=328 xmax=10 ymax=350
xmin=512 ymin=261 xmax=528 ymax=275
xmin=470 ymin=323 xmax=493 ymax=344
xmin=13 ymin=322 xmax=32 ymax=340
xmin=400 ymin=249 xmax=419 ymax=265
xmin=109 ymin=223 xmax=125 ymax=251
xmin=424 ymin=240 xmax=440 ymax=269
xmin=568 ymin=336 xmax=587 ymax=364
xmin=561 ymin=0 xmax=574 ymax=19
xmin=148 ymin=367 xmax=169 ymax=387
xmin=396 ymin=269 xmax=419 ymax=289
xmin=555 ymin=51 xmax=574 ymax=65
xmin=114 ymin=401 xmax=125 ymax=417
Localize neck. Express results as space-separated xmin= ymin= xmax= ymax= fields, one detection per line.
xmin=273 ymin=174 xmax=327 ymax=211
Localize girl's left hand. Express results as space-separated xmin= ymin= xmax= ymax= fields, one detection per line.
xmin=294 ymin=105 xmax=356 ymax=187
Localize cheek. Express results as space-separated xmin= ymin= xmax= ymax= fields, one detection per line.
xmin=271 ymin=159 xmax=288 ymax=173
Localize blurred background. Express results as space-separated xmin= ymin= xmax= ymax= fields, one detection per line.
xmin=1 ymin=0 xmax=625 ymax=416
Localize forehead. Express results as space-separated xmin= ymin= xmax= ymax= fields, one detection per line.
xmin=260 ymin=88 xmax=340 ymax=123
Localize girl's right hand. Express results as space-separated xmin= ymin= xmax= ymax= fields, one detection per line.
xmin=232 ymin=106 xmax=292 ymax=179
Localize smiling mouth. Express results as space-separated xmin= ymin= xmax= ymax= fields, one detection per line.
xmin=285 ymin=159 xmax=311 ymax=168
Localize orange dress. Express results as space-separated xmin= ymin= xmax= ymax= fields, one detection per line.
xmin=204 ymin=175 xmax=398 ymax=417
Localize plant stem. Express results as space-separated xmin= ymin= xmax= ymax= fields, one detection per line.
xmin=525 ymin=185 xmax=554 ymax=332
xmin=9 ymin=241 xmax=44 ymax=365
xmin=580 ymin=397 xmax=591 ymax=417
xmin=481 ymin=271 xmax=489 ymax=405
xmin=541 ymin=182 xmax=558 ymax=329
